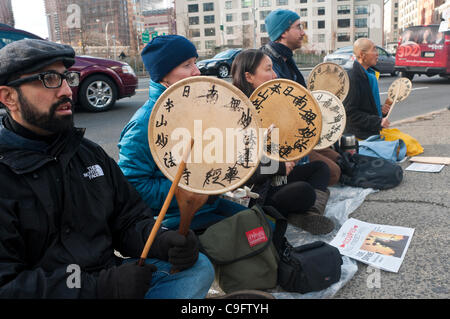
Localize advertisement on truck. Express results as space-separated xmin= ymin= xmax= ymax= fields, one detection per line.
xmin=395 ymin=25 xmax=450 ymax=81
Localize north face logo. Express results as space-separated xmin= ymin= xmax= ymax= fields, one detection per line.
xmin=83 ymin=165 xmax=104 ymax=180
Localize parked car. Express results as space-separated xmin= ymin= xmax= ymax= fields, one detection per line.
xmin=196 ymin=48 xmax=242 ymax=78
xmin=0 ymin=23 xmax=137 ymax=112
xmin=324 ymin=45 xmax=397 ymax=76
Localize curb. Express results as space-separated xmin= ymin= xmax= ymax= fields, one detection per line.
xmin=390 ymin=107 xmax=449 ymax=126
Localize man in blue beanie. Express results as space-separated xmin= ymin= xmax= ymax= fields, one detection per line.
xmin=262 ymin=8 xmax=306 ymax=87
xmin=118 ymin=35 xmax=245 ymax=232
xmin=262 ymin=10 xmax=343 ymax=206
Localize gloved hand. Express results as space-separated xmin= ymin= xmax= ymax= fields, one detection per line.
xmin=151 ymin=230 xmax=199 ymax=272
xmin=97 ymin=262 xmax=157 ymax=299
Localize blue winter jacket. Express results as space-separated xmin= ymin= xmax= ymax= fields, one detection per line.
xmin=117 ymin=80 xmax=224 ymax=229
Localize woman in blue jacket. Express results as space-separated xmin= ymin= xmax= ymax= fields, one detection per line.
xmin=118 ymin=35 xmax=245 ymax=231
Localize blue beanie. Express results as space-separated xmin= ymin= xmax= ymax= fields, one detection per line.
xmin=265 ymin=9 xmax=301 ymax=42
xmin=141 ymin=35 xmax=198 ymax=82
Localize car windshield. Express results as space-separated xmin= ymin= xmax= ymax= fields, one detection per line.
xmin=213 ymin=50 xmax=236 ymax=59
xmin=0 ymin=30 xmax=36 ymax=49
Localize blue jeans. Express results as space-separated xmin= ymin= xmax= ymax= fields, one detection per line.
xmin=123 ymin=253 xmax=214 ymax=299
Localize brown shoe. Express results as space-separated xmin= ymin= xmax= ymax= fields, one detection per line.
xmin=288 ymin=189 xmax=335 ymax=235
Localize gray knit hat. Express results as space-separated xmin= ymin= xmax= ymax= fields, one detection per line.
xmin=0 ymin=39 xmax=75 ymax=85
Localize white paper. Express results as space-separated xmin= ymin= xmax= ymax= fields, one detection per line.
xmin=329 ymin=218 xmax=414 ymax=273
xmin=405 ymin=162 xmax=445 ymax=173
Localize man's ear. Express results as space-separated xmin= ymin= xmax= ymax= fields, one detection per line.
xmin=0 ymin=86 xmax=19 ymax=112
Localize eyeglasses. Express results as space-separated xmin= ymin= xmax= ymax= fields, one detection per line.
xmin=290 ymin=22 xmax=305 ymax=31
xmin=6 ymin=71 xmax=80 ymax=89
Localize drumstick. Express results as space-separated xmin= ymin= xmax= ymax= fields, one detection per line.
xmin=138 ymin=138 xmax=194 ymax=267
xmin=385 ymin=84 xmax=401 ymax=120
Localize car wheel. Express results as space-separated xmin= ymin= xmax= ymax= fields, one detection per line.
xmin=217 ymin=65 xmax=230 ymax=78
xmin=401 ymin=72 xmax=414 ymax=81
xmin=79 ymin=75 xmax=117 ymax=112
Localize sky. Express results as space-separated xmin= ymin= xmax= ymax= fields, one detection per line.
xmin=12 ymin=0 xmax=49 ymax=38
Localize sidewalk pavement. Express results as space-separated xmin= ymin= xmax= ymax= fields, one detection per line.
xmin=334 ymin=107 xmax=450 ymax=299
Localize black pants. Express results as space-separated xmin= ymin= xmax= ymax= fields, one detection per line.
xmin=267 ymin=161 xmax=330 ymax=216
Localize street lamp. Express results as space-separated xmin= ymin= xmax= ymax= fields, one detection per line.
xmin=105 ymin=20 xmax=114 ymax=59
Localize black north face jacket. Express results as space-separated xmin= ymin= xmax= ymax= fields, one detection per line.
xmin=0 ymin=123 xmax=160 ymax=298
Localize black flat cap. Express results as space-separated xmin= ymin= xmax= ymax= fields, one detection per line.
xmin=0 ymin=39 xmax=76 ymax=85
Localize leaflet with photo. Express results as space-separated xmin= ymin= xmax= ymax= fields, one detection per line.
xmin=330 ymin=218 xmax=414 ymax=273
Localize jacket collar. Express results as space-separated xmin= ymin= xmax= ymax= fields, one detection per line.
xmin=149 ymin=80 xmax=166 ymax=103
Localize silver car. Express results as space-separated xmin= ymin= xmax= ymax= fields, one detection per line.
xmin=324 ymin=46 xmax=397 ymax=76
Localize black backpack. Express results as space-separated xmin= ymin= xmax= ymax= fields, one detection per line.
xmin=337 ymin=152 xmax=403 ymax=190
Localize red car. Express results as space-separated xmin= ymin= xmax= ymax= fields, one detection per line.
xmin=0 ymin=23 xmax=137 ymax=112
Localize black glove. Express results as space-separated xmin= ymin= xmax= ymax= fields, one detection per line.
xmin=151 ymin=230 xmax=199 ymax=272
xmin=97 ymin=262 xmax=157 ymax=299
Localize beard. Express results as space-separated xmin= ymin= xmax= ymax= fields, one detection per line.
xmin=16 ymin=88 xmax=74 ymax=134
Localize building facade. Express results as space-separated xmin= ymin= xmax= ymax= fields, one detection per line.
xmin=175 ymin=0 xmax=384 ymax=56
xmin=44 ymin=0 xmax=132 ymax=58
xmin=0 ymin=0 xmax=14 ymax=27
xmin=384 ymin=0 xmax=400 ymax=53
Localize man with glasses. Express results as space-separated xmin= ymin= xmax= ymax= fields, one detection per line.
xmin=0 ymin=39 xmax=214 ymax=298
xmin=261 ymin=9 xmax=342 ymax=187
xmin=261 ymin=9 xmax=307 ymax=87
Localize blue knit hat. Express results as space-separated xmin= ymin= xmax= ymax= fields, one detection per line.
xmin=141 ymin=35 xmax=198 ymax=82
xmin=265 ymin=9 xmax=301 ymax=42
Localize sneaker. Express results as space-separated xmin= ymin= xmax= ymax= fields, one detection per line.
xmin=288 ymin=212 xmax=335 ymax=235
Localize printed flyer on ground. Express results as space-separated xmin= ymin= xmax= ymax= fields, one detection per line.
xmin=330 ymin=218 xmax=414 ymax=273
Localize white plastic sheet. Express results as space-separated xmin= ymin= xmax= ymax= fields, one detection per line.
xmin=270 ymin=185 xmax=377 ymax=299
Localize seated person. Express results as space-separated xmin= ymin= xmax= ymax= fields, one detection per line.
xmin=231 ymin=49 xmax=335 ymax=235
xmin=118 ymin=35 xmax=245 ymax=231
xmin=343 ymin=38 xmax=392 ymax=140
xmin=0 ymin=39 xmax=213 ymax=298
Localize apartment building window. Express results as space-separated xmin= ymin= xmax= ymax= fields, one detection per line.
xmin=226 ymin=26 xmax=234 ymax=35
xmin=225 ymin=1 xmax=233 ymax=9
xmin=338 ymin=19 xmax=350 ymax=28
xmin=226 ymin=14 xmax=233 ymax=22
xmin=260 ymin=0 xmax=271 ymax=7
xmin=205 ymin=40 xmax=216 ymax=49
xmin=190 ymin=29 xmax=200 ymax=37
xmin=193 ymin=41 xmax=201 ymax=50
xmin=188 ymin=4 xmax=198 ymax=13
xmin=300 ymin=0 xmax=307 ymax=3
xmin=337 ymin=33 xmax=350 ymax=42
xmin=317 ymin=7 xmax=325 ymax=15
xmin=204 ymin=28 xmax=216 ymax=37
xmin=355 ymin=18 xmax=367 ymax=28
xmin=355 ymin=32 xmax=368 ymax=40
xmin=355 ymin=6 xmax=368 ymax=15
xmin=260 ymin=10 xmax=271 ymax=20
xmin=242 ymin=12 xmax=250 ymax=21
xmin=242 ymin=0 xmax=251 ymax=8
xmin=189 ymin=16 xmax=199 ymax=25
xmin=203 ymin=3 xmax=214 ymax=11
xmin=277 ymin=0 xmax=289 ymax=5
xmin=204 ymin=15 xmax=215 ymax=24
xmin=337 ymin=5 xmax=350 ymax=14
xmin=318 ymin=34 xmax=325 ymax=43
xmin=260 ymin=24 xmax=266 ymax=32
xmin=227 ymin=39 xmax=234 ymax=45
xmin=318 ymin=20 xmax=325 ymax=29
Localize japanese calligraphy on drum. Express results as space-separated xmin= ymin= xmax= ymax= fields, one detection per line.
xmin=307 ymin=62 xmax=350 ymax=102
xmin=388 ymin=77 xmax=412 ymax=102
xmin=312 ymin=90 xmax=346 ymax=150
xmin=250 ymin=79 xmax=322 ymax=162
xmin=148 ymin=76 xmax=262 ymax=195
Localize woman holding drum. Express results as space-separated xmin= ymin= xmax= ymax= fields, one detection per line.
xmin=118 ymin=35 xmax=246 ymax=232
xmin=231 ymin=49 xmax=335 ymax=235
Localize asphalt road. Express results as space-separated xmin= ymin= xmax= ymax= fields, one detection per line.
xmin=74 ymin=74 xmax=450 ymax=161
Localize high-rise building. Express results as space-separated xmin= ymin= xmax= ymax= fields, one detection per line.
xmin=384 ymin=0 xmax=400 ymax=52
xmin=0 ymin=0 xmax=15 ymax=27
xmin=44 ymin=0 xmax=131 ymax=57
xmin=175 ymin=0 xmax=384 ymax=56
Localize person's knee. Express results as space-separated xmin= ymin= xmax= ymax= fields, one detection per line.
xmin=327 ymin=162 xmax=341 ymax=186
